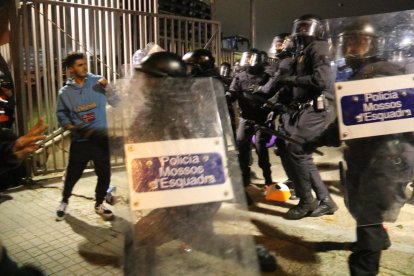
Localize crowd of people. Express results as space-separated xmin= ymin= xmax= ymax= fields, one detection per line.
xmin=222 ymin=14 xmax=414 ymax=276
xmin=174 ymin=13 xmax=414 ymax=275
xmin=1 ymin=10 xmax=414 ymax=276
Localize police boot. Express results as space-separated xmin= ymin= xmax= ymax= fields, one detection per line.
xmin=255 ymin=244 xmax=277 ymax=272
xmin=286 ymin=197 xmax=318 ymax=220
xmin=310 ymin=196 xmax=338 ymax=217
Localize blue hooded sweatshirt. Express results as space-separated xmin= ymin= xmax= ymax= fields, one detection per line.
xmin=56 ymin=73 xmax=120 ymax=141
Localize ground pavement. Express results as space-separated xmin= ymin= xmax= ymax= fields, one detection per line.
xmin=0 ymin=146 xmax=413 ymax=275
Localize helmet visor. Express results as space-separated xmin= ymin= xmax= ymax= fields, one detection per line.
xmin=239 ymin=52 xmax=260 ymax=66
xmin=219 ymin=65 xmax=231 ymax=77
xmin=292 ymin=20 xmax=321 ymax=37
xmin=337 ymin=33 xmax=383 ymax=59
xmin=269 ymin=38 xmax=284 ymax=55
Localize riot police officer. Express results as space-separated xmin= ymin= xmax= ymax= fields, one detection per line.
xmin=228 ymin=48 xmax=274 ymax=188
xmin=276 ymin=15 xmax=338 ymax=219
xmin=182 ymin=49 xmax=238 ymax=141
xmin=260 ymin=33 xmax=298 ymax=198
xmin=219 ymin=62 xmax=238 ymax=140
xmin=335 ymin=21 xmax=414 ymax=276
xmin=269 ymin=33 xmax=290 ymax=58
xmin=126 ymin=50 xmax=275 ymax=274
xmin=183 ymin=50 xmax=278 ymax=272
xmin=124 ymin=51 xmax=228 ymax=274
xmin=219 ymin=62 xmax=232 ymax=79
xmin=182 ymin=48 xmax=217 ymax=77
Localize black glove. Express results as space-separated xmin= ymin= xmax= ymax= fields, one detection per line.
xmin=261 ymin=102 xmax=287 ymax=114
xmin=278 ymin=76 xmax=297 ymax=86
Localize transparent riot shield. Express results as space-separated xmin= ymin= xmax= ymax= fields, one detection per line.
xmin=326 ymin=10 xmax=414 ymax=227
xmin=107 ymin=74 xmax=259 ymax=275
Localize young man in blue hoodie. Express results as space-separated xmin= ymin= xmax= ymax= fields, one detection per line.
xmin=56 ymin=52 xmax=120 ymax=221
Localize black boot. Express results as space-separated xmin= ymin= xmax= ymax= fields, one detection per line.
xmin=286 ymin=197 xmax=319 ymax=220
xmin=255 ymin=244 xmax=277 ymax=272
xmin=310 ymin=196 xmax=338 ymax=217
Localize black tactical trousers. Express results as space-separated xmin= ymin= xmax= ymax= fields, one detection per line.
xmin=237 ymin=118 xmax=273 ymax=186
xmin=275 ymin=113 xmax=296 ymax=182
xmin=344 ymin=137 xmax=414 ymax=275
xmin=349 ymin=225 xmax=390 ymax=276
xmin=62 ymin=140 xmax=111 ymax=204
xmin=286 ymin=105 xmax=329 ymax=200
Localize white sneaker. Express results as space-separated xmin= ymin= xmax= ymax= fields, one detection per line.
xmin=56 ymin=202 xmax=68 ymax=221
xmin=95 ymin=203 xmax=114 ymax=220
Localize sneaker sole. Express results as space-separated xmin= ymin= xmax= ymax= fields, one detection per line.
xmin=56 ymin=215 xmax=65 ymax=221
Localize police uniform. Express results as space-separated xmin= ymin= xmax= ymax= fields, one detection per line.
xmin=338 ymin=57 xmax=414 ymax=275
xmin=261 ymin=53 xmax=297 ymax=190
xmin=281 ymin=38 xmax=338 ymax=219
xmin=229 ymin=66 xmax=273 ymax=186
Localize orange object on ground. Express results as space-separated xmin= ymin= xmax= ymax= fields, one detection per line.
xmin=265 ymin=183 xmax=291 ymax=202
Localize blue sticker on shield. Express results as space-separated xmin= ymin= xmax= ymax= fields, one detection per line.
xmin=340 ymin=88 xmax=414 ymax=126
xmin=131 ymin=153 xmax=226 ymax=192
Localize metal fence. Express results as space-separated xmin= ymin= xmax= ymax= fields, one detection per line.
xmin=18 ymin=0 xmax=221 ymax=175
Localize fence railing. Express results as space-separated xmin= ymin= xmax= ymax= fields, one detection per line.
xmin=19 ymin=0 xmax=221 ymax=175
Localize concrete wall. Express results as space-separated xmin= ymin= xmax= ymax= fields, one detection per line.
xmin=214 ymin=0 xmax=414 ymax=51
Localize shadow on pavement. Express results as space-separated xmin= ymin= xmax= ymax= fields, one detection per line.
xmin=251 ymin=219 xmax=351 ymax=265
xmin=248 ymin=205 xmax=288 ymax=218
xmin=0 ymin=193 xmax=13 ymax=204
xmin=64 ymin=214 xmax=123 ymax=268
xmin=317 ymin=162 xmax=340 ymax=171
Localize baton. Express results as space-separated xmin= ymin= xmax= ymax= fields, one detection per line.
xmin=255 ymin=124 xmax=324 ymax=156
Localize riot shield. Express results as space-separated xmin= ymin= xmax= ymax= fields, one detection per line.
xmin=326 ymin=10 xmax=414 ymax=226
xmin=107 ymin=74 xmax=259 ymax=275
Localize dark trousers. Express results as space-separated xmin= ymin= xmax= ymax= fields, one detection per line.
xmin=286 ymin=106 xmax=329 ymax=200
xmin=275 ymin=113 xmax=296 ymax=183
xmin=237 ymin=118 xmax=273 ymax=186
xmin=344 ymin=138 xmax=414 ymax=275
xmin=62 ymin=140 xmax=111 ymax=205
xmin=349 ymin=225 xmax=390 ymax=276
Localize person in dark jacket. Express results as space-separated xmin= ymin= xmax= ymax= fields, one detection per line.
xmin=335 ymin=20 xmax=414 ymax=276
xmin=260 ymin=33 xmax=298 ymax=198
xmin=0 ymin=118 xmax=47 ymax=276
xmin=0 ymin=118 xmax=47 ymax=176
xmin=276 ymin=15 xmax=338 ymax=219
xmin=228 ymin=48 xmax=275 ymax=189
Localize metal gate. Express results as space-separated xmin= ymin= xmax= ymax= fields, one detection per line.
xmin=18 ymin=0 xmax=221 ymax=175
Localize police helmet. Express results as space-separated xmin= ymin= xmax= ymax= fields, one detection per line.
xmin=182 ymin=49 xmax=216 ymax=76
xmin=260 ymin=51 xmax=269 ymax=64
xmin=336 ymin=21 xmax=384 ymax=60
xmin=219 ymin=62 xmax=231 ymax=78
xmin=239 ymin=48 xmax=262 ymax=67
xmin=292 ymin=14 xmax=324 ymax=39
xmin=135 ymin=51 xmax=187 ymax=77
xmin=270 ymin=33 xmax=291 ymax=55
